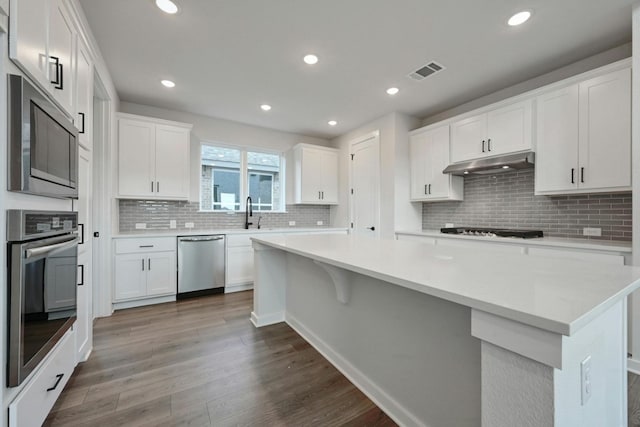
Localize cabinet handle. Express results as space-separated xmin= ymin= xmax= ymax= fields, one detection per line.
xmin=49 ymin=56 xmax=60 ymax=86
xmin=47 ymin=374 xmax=64 ymax=392
xmin=321 ymin=191 xmax=324 ymax=200
xmin=78 ymin=264 xmax=84 ymax=286
xmin=581 ymin=167 xmax=585 ymax=183
xmin=139 ymin=245 xmax=154 ymax=248
xmin=151 ymin=181 xmax=154 ymax=192
xmin=142 ymin=259 xmax=145 ymax=271
xmin=482 ymin=140 xmax=485 ymax=153
xmin=428 ymin=184 xmax=431 ymax=194
xmin=79 ymin=112 xmax=85 ymax=134
xmin=487 ymin=138 xmax=492 ymax=152
xmin=571 ymin=168 xmax=575 ymax=184
xmin=318 ymin=191 xmax=321 ymax=200
xmin=157 ymin=182 xmax=160 ymax=193
xmin=424 ymin=184 xmax=427 ymax=195
xmin=148 ymin=258 xmax=151 ymax=270
xmin=78 ymin=223 xmax=85 ymax=245
xmin=53 ymin=62 xmax=64 ymax=90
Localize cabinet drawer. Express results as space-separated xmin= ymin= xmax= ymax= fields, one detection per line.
xmin=226 ymin=234 xmax=253 ymax=248
xmin=115 ymin=237 xmax=176 ymax=254
xmin=9 ymin=327 xmax=76 ymax=427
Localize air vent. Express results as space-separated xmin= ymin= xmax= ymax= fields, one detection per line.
xmin=409 ymin=60 xmax=446 ymax=81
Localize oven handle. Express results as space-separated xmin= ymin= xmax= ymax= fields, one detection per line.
xmin=25 ymin=236 xmax=79 ymax=259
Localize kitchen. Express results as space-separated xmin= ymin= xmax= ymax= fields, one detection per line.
xmin=2 ymin=0 xmax=640 ymax=426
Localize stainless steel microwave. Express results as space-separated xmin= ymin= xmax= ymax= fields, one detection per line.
xmin=8 ymin=74 xmax=79 ymax=199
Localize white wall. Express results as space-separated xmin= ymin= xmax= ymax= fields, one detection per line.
xmin=119 ymin=102 xmax=331 ymax=203
xmin=330 ymin=112 xmax=421 ymax=238
xmin=630 ymin=5 xmax=640 ymax=369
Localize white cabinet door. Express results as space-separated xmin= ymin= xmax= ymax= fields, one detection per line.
xmin=114 ymin=254 xmax=147 ymax=300
xmin=154 ymin=125 xmax=190 ymax=199
xmin=9 ymin=0 xmax=50 ymax=90
xmin=486 ymin=100 xmax=532 ymax=156
xmin=320 ymin=150 xmax=339 ymax=203
xmin=427 ymin=125 xmax=453 ymax=199
xmin=118 ymin=119 xmax=155 ymax=198
xmin=451 ymin=113 xmax=486 ymax=163
xmin=75 ymin=40 xmax=93 ymax=150
xmin=226 ymin=246 xmax=254 ymax=286
xmin=48 ymin=0 xmax=75 ymax=115
xmin=535 ymin=85 xmax=579 ymax=194
xmin=76 ymin=250 xmax=92 ymax=361
xmin=299 ymin=147 xmax=324 ymax=203
xmin=146 ymin=252 xmax=176 ymax=296
xmin=410 ymin=132 xmax=429 ymax=200
xmin=77 ymin=147 xmax=91 ymax=256
xmin=44 ymin=256 xmax=77 ymax=312
xmin=578 ymin=68 xmax=631 ymax=191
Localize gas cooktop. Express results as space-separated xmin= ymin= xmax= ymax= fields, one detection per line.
xmin=440 ymin=227 xmax=544 ymax=239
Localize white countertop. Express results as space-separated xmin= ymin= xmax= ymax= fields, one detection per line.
xmin=113 ymin=227 xmax=348 ymax=239
xmin=251 ymin=234 xmax=640 ymax=336
xmin=396 ymin=229 xmax=632 ymax=253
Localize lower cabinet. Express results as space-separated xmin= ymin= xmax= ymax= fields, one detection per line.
xmin=8 ymin=327 xmax=76 ymax=427
xmin=113 ymin=237 xmax=176 ymax=302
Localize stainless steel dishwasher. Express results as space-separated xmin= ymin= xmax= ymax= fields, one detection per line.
xmin=177 ymin=235 xmax=225 ymax=299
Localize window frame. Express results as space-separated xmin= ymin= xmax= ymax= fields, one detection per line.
xmin=199 ymin=141 xmax=286 ymax=213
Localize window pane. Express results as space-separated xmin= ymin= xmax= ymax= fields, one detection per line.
xmin=247 ymin=151 xmax=281 ymax=211
xmin=201 ymin=145 xmax=241 ymax=210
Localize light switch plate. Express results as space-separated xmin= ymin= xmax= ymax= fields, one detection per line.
xmin=317 ymin=221 xmax=324 ymax=226
xmin=135 ymin=223 xmax=146 ymax=229
xmin=289 ymin=221 xmax=296 ymax=226
xmin=169 ymin=220 xmax=177 ymax=229
xmin=583 ymin=227 xmax=602 ymax=237
xmin=445 ymin=223 xmax=454 ymax=228
xmin=185 ymin=222 xmax=195 ymax=229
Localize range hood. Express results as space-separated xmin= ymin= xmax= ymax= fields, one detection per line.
xmin=442 ymin=152 xmax=535 ymax=176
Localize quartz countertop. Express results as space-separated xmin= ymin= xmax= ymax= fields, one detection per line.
xmin=251 ymin=233 xmax=640 ymax=336
xmin=396 ymin=229 xmax=632 ymax=253
xmin=113 ymin=227 xmax=348 ymax=239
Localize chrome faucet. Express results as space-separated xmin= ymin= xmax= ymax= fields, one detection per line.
xmin=245 ymin=196 xmax=253 ymax=229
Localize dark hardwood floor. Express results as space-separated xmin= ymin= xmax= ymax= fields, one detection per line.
xmin=45 ymin=291 xmax=396 ymax=426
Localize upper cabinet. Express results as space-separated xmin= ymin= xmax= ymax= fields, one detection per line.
xmin=75 ymin=39 xmax=94 ymax=150
xmin=117 ymin=114 xmax=192 ymax=200
xmin=291 ymin=144 xmax=339 ymax=205
xmin=451 ymin=99 xmax=533 ymax=163
xmin=535 ymin=67 xmax=631 ymax=195
xmin=9 ymin=0 xmax=77 ymax=117
xmin=410 ymin=125 xmax=463 ymax=202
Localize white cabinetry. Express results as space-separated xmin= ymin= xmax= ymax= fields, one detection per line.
xmin=76 ymin=147 xmax=92 ymax=361
xmin=535 ymin=67 xmax=631 ymax=195
xmin=410 ymin=125 xmax=463 ymax=202
xmin=9 ymin=0 xmax=78 ymax=117
xmin=75 ymin=39 xmax=93 ymax=150
xmin=291 ymin=144 xmax=339 ymax=204
xmin=113 ymin=237 xmax=177 ymax=302
xmin=117 ymin=114 xmax=192 ymax=200
xmin=451 ymin=100 xmax=532 ymax=163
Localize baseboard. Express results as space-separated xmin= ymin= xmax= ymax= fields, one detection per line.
xmin=225 ymin=284 xmax=253 ymax=293
xmin=250 ymin=310 xmax=285 ymax=327
xmin=628 ymin=357 xmax=640 ymax=375
xmin=78 ymin=347 xmax=92 ymax=363
xmin=113 ymin=295 xmax=176 ymax=311
xmin=286 ymin=313 xmax=423 ymax=427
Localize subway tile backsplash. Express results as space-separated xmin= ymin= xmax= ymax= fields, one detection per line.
xmin=119 ymin=200 xmax=331 ymax=233
xmin=422 ymin=169 xmax=631 ymax=241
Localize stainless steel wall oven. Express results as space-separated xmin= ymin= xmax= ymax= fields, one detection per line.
xmin=7 ymin=210 xmax=79 ymax=387
xmin=8 ymin=74 xmax=79 ymax=199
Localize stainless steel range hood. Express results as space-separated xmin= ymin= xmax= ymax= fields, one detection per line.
xmin=442 ymin=152 xmax=535 ymax=176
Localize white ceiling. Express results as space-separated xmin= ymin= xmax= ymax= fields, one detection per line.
xmin=79 ymin=0 xmax=633 ymax=139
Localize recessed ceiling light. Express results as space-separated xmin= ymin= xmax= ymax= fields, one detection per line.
xmin=386 ymin=87 xmax=399 ymax=95
xmin=508 ymin=11 xmax=531 ymax=26
xmin=260 ymin=104 xmax=272 ymax=111
xmin=303 ymin=54 xmax=319 ymax=65
xmin=502 ymin=165 xmax=510 ymax=169
xmin=328 ymin=120 xmax=337 ymax=126
xmin=155 ymin=0 xmax=179 ymax=14
xmin=161 ymin=79 xmax=175 ymax=88
xmin=463 ymin=171 xmax=469 ymax=175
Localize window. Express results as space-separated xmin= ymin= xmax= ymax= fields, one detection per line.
xmin=200 ymin=144 xmax=284 ymax=211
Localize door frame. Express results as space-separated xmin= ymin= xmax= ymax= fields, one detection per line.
xmin=349 ymin=130 xmax=381 ymax=237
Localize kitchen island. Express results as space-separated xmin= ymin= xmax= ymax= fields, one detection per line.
xmin=250 ymin=233 xmax=640 ymax=427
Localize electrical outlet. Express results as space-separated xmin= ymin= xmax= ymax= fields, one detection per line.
xmin=169 ymin=220 xmax=177 ymax=229
xmin=445 ymin=223 xmax=454 ymax=228
xmin=317 ymin=220 xmax=324 ymax=226
xmin=581 ymin=355 xmax=592 ymax=405
xmin=289 ymin=221 xmax=296 ymax=226
xmin=135 ymin=223 xmax=146 ymax=229
xmin=185 ymin=222 xmax=195 ymax=229
xmin=583 ymin=227 xmax=602 ymax=237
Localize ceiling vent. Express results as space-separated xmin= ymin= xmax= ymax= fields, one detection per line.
xmin=408 ymin=61 xmax=446 ymax=81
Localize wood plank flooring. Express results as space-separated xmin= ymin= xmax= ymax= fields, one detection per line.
xmin=45 ymin=291 xmax=396 ymax=426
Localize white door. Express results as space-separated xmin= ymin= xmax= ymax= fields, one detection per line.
xmin=114 ymin=254 xmax=146 ymax=300
xmin=48 ymin=0 xmax=75 ymax=114
xmin=300 ymin=147 xmax=323 ymax=203
xmin=76 ymin=147 xmax=92 ymax=360
xmin=578 ymin=68 xmax=631 ymax=191
xmin=155 ymin=125 xmax=190 ymax=198
xmin=535 ymin=85 xmax=579 ymax=193
xmin=426 ymin=125 xmax=451 ymax=199
xmin=75 ymin=40 xmax=93 ymax=150
xmin=486 ymin=100 xmax=532 ymax=156
xmin=9 ymin=0 xmax=50 ymax=89
xmin=76 ymin=251 xmax=92 ymax=361
xmin=320 ymin=150 xmax=339 ymax=203
xmin=118 ymin=119 xmax=155 ymax=198
xmin=226 ymin=246 xmax=254 ymax=286
xmin=409 ymin=131 xmax=429 ymax=200
xmin=350 ymin=134 xmax=380 ymax=237
xmin=146 ymin=252 xmax=176 ymax=296
xmin=451 ymin=113 xmax=486 ymax=163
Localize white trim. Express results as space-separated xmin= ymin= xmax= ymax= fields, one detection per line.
xmin=286 ymin=313 xmax=422 ymax=427
xmin=112 ymin=295 xmax=176 ymax=311
xmin=116 ymin=112 xmax=193 ymax=129
xmin=224 ymin=284 xmax=253 ymax=293
xmin=628 ymin=357 xmax=640 ymax=375
xmin=250 ymin=310 xmax=284 ymax=327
